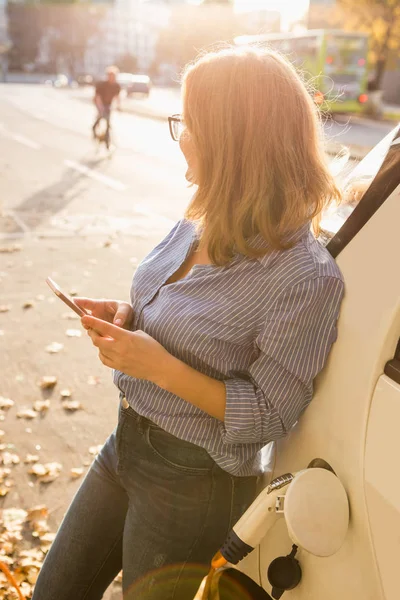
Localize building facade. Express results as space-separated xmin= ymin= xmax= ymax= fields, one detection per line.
xmin=84 ymin=0 xmax=169 ymax=77
xmin=0 ymin=0 xmax=9 ymax=80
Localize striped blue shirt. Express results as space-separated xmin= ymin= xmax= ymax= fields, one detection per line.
xmin=114 ymin=219 xmax=344 ymax=476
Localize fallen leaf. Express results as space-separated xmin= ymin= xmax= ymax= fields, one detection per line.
xmin=26 ymin=506 xmax=49 ymax=522
xmin=1 ymin=452 xmax=20 ymax=466
xmin=103 ymin=239 xmax=112 ymax=247
xmin=37 ymin=375 xmax=57 ymax=389
xmin=22 ymin=300 xmax=34 ymax=309
xmin=0 ymin=430 xmax=4 ymax=438
xmin=61 ymin=400 xmax=82 ymax=411
xmin=0 ymin=397 xmax=14 ymax=410
xmin=65 ymin=329 xmax=82 ymax=338
xmin=24 ymin=454 xmax=39 ymax=464
xmin=0 ymin=244 xmax=22 ymax=253
xmin=28 ymin=464 xmax=47 ymax=477
xmin=0 ymin=305 xmax=10 ymax=313
xmin=89 ymin=445 xmax=103 ymax=456
xmin=0 ymin=486 xmax=9 ymax=497
xmin=16 ymin=409 xmax=37 ymax=420
xmin=60 ymin=389 xmax=72 ymax=398
xmin=69 ymin=289 xmax=78 ymax=297
xmin=62 ymin=312 xmax=80 ymax=320
xmin=114 ymin=570 xmax=123 ymax=584
xmin=29 ymin=462 xmax=62 ymax=483
xmin=33 ymin=400 xmax=50 ymax=413
xmin=45 ymin=342 xmax=64 ymax=354
xmin=70 ymin=467 xmax=84 ymax=479
xmin=87 ymin=375 xmax=100 ymax=386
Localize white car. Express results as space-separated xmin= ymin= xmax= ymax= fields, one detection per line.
xmin=212 ymin=125 xmax=400 ymax=600
xmin=117 ymin=73 xmax=152 ymax=98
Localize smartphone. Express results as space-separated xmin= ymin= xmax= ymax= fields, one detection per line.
xmin=46 ymin=277 xmax=89 ymax=317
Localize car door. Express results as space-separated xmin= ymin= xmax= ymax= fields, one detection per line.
xmin=238 ymin=125 xmax=400 ymax=600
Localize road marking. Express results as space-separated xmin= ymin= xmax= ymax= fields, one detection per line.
xmin=5 ymin=210 xmax=31 ymax=233
xmin=64 ymin=159 xmax=127 ymax=192
xmin=11 ymin=134 xmax=41 ymax=150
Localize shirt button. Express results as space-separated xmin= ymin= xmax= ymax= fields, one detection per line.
xmin=121 ymin=396 xmax=129 ymax=409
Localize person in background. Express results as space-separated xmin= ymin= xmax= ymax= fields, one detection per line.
xmin=32 ymin=46 xmax=344 ymax=600
xmin=92 ymin=65 xmax=121 ymax=139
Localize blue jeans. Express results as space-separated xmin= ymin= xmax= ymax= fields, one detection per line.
xmin=32 ymin=401 xmax=257 ymax=599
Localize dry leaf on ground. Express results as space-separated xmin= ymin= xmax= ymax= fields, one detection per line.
xmin=62 ymin=312 xmax=80 ymax=320
xmin=24 ymin=455 xmax=39 ymax=464
xmin=16 ymin=409 xmax=37 ymax=420
xmin=28 ymin=462 xmax=62 ymax=483
xmin=87 ymin=375 xmax=100 ymax=386
xmin=45 ymin=342 xmax=64 ymax=354
xmin=89 ymin=445 xmax=103 ymax=456
xmin=65 ymin=329 xmax=82 ymax=338
xmin=37 ymin=376 xmax=57 ymax=389
xmin=60 ymin=389 xmax=72 ymax=398
xmin=33 ymin=400 xmax=50 ymax=413
xmin=61 ymin=400 xmax=82 ymax=412
xmin=1 ymin=453 xmax=20 ymax=466
xmin=0 ymin=398 xmax=14 ymax=410
xmin=114 ymin=571 xmax=123 ymax=584
xmin=70 ymin=467 xmax=84 ymax=479
xmin=22 ymin=301 xmax=34 ymax=310
xmin=0 ymin=244 xmax=22 ymax=253
xmin=0 ymin=305 xmax=10 ymax=313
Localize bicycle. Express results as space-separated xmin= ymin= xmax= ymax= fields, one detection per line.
xmin=93 ymin=114 xmax=112 ymax=151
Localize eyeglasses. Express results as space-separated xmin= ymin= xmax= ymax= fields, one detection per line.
xmin=168 ymin=114 xmax=184 ymax=142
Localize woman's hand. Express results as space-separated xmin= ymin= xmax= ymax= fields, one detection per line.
xmin=74 ymin=298 xmax=134 ymax=329
xmin=81 ymin=315 xmax=172 ymax=384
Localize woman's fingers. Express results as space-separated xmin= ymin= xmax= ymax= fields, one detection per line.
xmin=74 ymin=297 xmax=97 ymax=312
xmin=113 ymin=303 xmax=133 ymax=328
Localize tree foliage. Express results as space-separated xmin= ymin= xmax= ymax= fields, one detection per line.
xmin=6 ymin=2 xmax=104 ymax=74
xmin=337 ymin=0 xmax=400 ymax=88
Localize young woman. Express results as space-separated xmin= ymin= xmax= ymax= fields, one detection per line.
xmin=32 ymin=47 xmax=344 ymax=600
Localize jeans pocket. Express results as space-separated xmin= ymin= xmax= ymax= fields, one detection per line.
xmin=145 ymin=425 xmax=215 ymax=475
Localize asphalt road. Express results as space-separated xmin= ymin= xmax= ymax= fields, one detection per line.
xmin=0 ymin=84 xmax=395 ymax=599
xmin=0 ymin=84 xmax=193 ymax=600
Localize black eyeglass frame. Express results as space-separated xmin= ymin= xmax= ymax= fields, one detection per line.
xmin=168 ymin=114 xmax=183 ymax=142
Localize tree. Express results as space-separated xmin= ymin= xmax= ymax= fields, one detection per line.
xmin=115 ymin=53 xmax=138 ymax=74
xmin=6 ymin=4 xmax=44 ymax=70
xmin=6 ymin=2 xmax=105 ymax=75
xmin=337 ymin=0 xmax=400 ymax=89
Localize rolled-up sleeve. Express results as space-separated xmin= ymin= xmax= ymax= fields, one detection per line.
xmin=221 ymin=276 xmax=344 ymax=445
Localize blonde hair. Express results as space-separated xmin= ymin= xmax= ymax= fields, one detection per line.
xmin=182 ymin=46 xmax=341 ymax=265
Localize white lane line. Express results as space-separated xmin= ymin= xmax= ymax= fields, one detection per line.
xmin=64 ymin=159 xmax=127 ymax=192
xmin=5 ymin=210 xmax=31 ymax=233
xmin=11 ymin=134 xmax=41 ymax=150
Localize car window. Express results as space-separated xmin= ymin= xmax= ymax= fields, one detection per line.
xmin=319 ymin=124 xmax=400 ymax=255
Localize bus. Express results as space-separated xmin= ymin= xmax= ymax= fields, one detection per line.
xmin=234 ymin=30 xmax=369 ymax=114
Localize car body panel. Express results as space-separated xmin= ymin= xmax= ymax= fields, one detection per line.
xmin=237 ymin=129 xmax=400 ymax=599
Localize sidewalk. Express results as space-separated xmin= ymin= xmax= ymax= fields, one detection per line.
xmin=0 ymin=232 xmax=162 ymax=599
